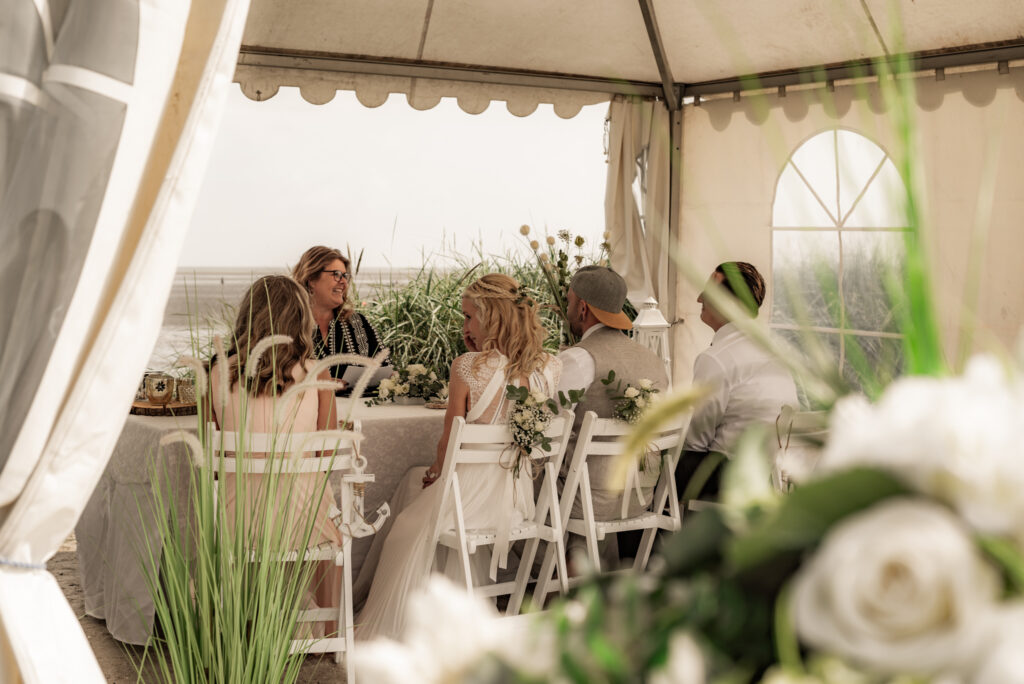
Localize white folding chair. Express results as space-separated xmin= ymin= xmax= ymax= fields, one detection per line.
xmin=773 ymin=405 xmax=829 ymax=491
xmin=204 ymin=422 xmax=388 ymax=684
xmin=424 ymin=410 xmax=573 ymax=617
xmin=534 ymin=410 xmax=690 ymax=604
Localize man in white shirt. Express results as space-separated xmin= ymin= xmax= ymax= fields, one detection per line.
xmin=678 ymin=262 xmax=798 ymax=499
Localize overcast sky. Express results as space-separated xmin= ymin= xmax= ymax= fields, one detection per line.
xmin=180 ymin=87 xmax=609 ymax=271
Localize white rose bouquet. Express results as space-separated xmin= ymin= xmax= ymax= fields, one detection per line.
xmin=368 ymin=363 xmax=447 ymax=405
xmin=600 ymin=370 xmax=659 ymax=424
xmin=503 ymin=384 xmax=584 ymax=479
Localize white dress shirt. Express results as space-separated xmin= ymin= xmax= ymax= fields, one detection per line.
xmin=556 ymin=324 xmax=604 ymax=399
xmin=683 ymin=322 xmax=798 ymax=456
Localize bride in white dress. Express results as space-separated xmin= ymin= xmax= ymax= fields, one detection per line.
xmin=356 ymin=274 xmax=561 ymax=641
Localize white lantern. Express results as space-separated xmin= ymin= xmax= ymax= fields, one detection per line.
xmin=631 ymin=297 xmax=671 ymax=382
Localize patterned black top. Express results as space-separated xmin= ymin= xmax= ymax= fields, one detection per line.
xmin=312 ymin=312 xmax=385 ymax=396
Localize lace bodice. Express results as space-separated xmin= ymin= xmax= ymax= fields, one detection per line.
xmin=452 ymin=350 xmax=561 ymax=424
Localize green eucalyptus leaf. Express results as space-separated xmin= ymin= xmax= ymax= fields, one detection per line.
xmin=978 ymin=535 xmax=1024 ymax=596
xmin=727 ymin=467 xmax=910 ymax=572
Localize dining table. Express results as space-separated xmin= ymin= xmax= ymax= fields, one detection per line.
xmin=75 ymin=399 xmax=445 ymax=645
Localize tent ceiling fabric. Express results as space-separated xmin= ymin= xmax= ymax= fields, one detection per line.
xmin=237 ymin=0 xmax=1024 ymax=113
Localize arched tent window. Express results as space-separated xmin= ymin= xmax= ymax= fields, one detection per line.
xmin=770 ymin=129 xmax=906 ymax=395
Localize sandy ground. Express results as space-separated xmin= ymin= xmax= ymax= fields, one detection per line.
xmin=50 ymin=532 xmax=348 ymax=683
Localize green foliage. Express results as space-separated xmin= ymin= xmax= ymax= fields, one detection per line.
xmin=361 ymin=240 xmax=608 ymax=378
xmin=519 ymin=466 xmax=913 ymax=682
xmin=362 ymin=263 xmax=476 ymax=378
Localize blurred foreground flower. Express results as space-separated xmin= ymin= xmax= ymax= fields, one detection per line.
xmin=353 ymin=577 xmax=555 ymax=683
xmin=791 ymin=498 xmax=1000 ymax=677
xmin=819 ymin=355 xmax=1024 ymax=541
xmin=648 ymin=631 xmax=705 ymax=684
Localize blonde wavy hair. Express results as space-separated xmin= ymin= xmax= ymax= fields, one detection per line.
xmin=291 ymin=245 xmax=355 ymax=320
xmin=227 ymin=275 xmax=315 ymax=397
xmin=463 ymin=273 xmax=547 ymax=380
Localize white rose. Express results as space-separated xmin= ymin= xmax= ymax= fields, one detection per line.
xmin=648 ymin=631 xmax=704 ymax=684
xmin=624 ymin=387 xmax=640 ymax=398
xmin=791 ymin=498 xmax=1001 ymax=676
xmin=407 ymin=364 xmax=427 ymax=377
xmin=818 ymin=355 xmax=1024 ymax=540
xmin=639 ymin=378 xmax=653 ymax=391
xmin=634 ymin=397 xmax=646 ymax=409
xmin=531 ymin=390 xmax=548 ymax=405
xmin=974 ymin=603 xmax=1024 ymax=684
xmin=397 ymin=383 xmax=410 ymax=396
xmin=378 ymin=387 xmax=390 ymax=399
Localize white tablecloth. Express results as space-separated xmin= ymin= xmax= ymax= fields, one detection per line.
xmin=75 ymin=401 xmax=444 ymax=644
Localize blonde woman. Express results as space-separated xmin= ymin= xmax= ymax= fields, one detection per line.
xmin=355 ymin=274 xmax=561 ymax=641
xmin=209 ymin=275 xmax=343 ymax=622
xmin=292 ymin=245 xmax=385 ymax=395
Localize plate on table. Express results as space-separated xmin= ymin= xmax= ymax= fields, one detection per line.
xmin=425 ymin=401 xmax=448 ymax=410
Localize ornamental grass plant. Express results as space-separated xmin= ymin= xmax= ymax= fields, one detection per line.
xmin=362 ymin=237 xmax=609 ymax=378
xmin=134 ymin=287 xmax=364 ymax=683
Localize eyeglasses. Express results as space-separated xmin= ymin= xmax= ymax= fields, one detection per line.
xmin=322 ymin=269 xmax=351 ymax=283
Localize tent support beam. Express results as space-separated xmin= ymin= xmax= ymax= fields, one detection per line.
xmin=637 ymin=0 xmax=680 ymax=109
xmin=684 ymin=40 xmax=1024 ymax=97
xmin=237 ymin=47 xmax=664 ymax=98
xmin=666 ymin=107 xmax=682 ymax=380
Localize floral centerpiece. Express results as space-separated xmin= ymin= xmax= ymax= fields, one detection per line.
xmin=370 ymin=363 xmax=448 ymax=405
xmin=520 ymin=224 xmax=611 ymax=346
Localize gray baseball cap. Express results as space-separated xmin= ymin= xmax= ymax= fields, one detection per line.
xmin=569 ymin=265 xmax=632 ymax=330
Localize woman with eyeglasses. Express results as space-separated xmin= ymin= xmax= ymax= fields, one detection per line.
xmin=292 ymin=245 xmax=386 ymax=395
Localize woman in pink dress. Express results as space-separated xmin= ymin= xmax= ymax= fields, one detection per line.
xmin=209 ymin=274 xmax=344 ymax=619
xmin=356 ymin=274 xmax=561 ymax=641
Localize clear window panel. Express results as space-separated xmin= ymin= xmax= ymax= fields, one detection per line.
xmin=772 ymin=162 xmax=837 ymax=227
xmin=835 ymin=129 xmax=886 ymax=222
xmin=842 ymin=334 xmax=904 ymax=397
xmin=842 ymin=159 xmax=908 ymax=228
xmin=840 ymin=230 xmax=906 ymax=333
xmin=771 ymin=230 xmax=840 ymax=328
xmin=790 ymin=130 xmax=839 ymax=220
xmin=773 ymin=327 xmax=841 ymax=409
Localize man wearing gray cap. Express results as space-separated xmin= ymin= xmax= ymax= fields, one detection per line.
xmin=556 ymin=266 xmax=669 ymax=565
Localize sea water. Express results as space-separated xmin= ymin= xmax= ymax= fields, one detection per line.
xmin=149 ymin=266 xmax=417 ymax=371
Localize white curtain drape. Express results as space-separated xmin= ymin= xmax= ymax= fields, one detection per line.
xmin=0 ymin=0 xmax=251 ymax=679
xmin=604 ymin=95 xmax=672 ymax=311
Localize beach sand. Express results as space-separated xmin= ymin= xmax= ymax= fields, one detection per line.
xmin=51 ymin=532 xmax=348 ymax=682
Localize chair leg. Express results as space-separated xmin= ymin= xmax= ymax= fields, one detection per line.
xmin=450 ymin=477 xmax=474 ymax=593
xmin=634 ymin=527 xmax=657 ymax=571
xmin=580 ymin=469 xmax=601 ymax=573
xmin=342 ymin=544 xmax=355 ymax=684
xmin=508 ymin=537 xmax=540 ymax=616
xmin=533 ymin=542 xmax=558 ymax=607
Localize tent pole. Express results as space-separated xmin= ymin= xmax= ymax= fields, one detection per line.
xmin=667 ymin=106 xmax=682 ymax=383
xmin=637 ymin=0 xmax=680 ymax=109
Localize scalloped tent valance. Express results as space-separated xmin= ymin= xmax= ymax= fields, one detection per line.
xmin=233 ymin=63 xmax=611 ymax=118
xmin=235 ymin=0 xmax=1024 ymax=116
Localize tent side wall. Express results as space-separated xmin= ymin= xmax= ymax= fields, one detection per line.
xmin=673 ymin=64 xmax=1024 ymax=385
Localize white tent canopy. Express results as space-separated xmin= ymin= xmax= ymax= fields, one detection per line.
xmin=235 ymin=0 xmax=1024 ymax=112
